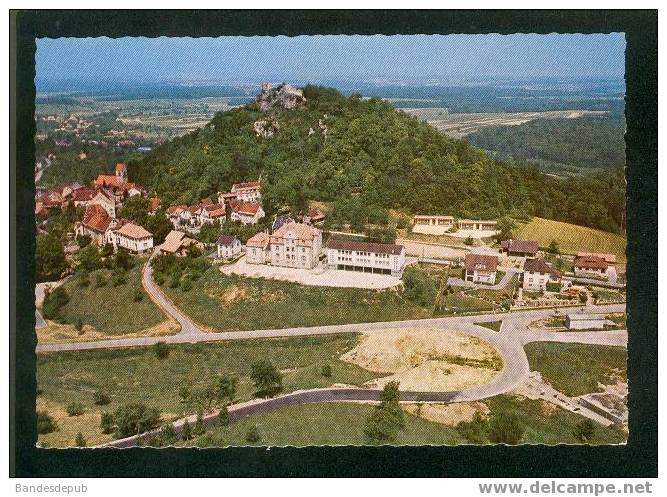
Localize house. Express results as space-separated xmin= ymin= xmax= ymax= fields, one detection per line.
xmin=412 ymin=215 xmax=455 ymax=235
xmin=327 ymin=239 xmax=406 ymax=277
xmin=199 ymin=203 xmax=226 ymax=225
xmin=269 ymin=222 xmax=322 ymax=269
xmin=94 ymin=162 xmax=143 ymax=202
xmin=457 ymin=219 xmax=498 ymax=231
xmin=148 ymin=196 xmax=161 ymax=214
xmin=565 ymin=313 xmax=609 ymax=330
xmin=158 ymin=230 xmax=203 ymax=256
xmin=166 ymin=205 xmax=188 ymax=225
xmin=216 ymin=234 xmax=242 ymax=260
xmin=574 ymin=255 xmax=609 ymax=279
xmin=111 ymin=222 xmax=154 ymax=254
xmin=245 ymin=232 xmax=271 ymax=264
xmin=576 ymin=252 xmax=617 ymax=266
xmin=522 ymin=257 xmax=562 ymax=291
xmin=464 ymin=253 xmax=499 ymax=285
xmin=52 ymin=182 xmax=83 ymax=201
xmin=501 ymin=239 xmax=539 ymax=257
xmin=230 ymin=200 xmax=265 ymax=225
xmin=72 ymin=188 xmax=116 ymax=218
xmin=74 ymin=204 xmax=115 ymax=246
xmin=304 ymin=207 xmax=326 ymax=225
xmin=230 ymin=179 xmax=262 ymax=202
xmin=217 ymin=191 xmax=238 ymax=204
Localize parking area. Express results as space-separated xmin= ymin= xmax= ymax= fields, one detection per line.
xmin=219 ymin=256 xmax=403 ymax=289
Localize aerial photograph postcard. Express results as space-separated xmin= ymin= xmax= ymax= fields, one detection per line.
xmin=32 ymin=33 xmax=628 ymax=448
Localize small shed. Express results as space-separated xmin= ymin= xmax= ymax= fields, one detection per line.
xmin=565 ymin=313 xmax=609 ymax=330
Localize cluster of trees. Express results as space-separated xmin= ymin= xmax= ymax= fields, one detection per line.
xmin=129 ymin=86 xmax=625 ymax=234
xmin=116 ymin=195 xmax=173 ymax=245
xmin=467 ymin=117 xmax=626 ymax=171
xmin=150 ymin=251 xmax=210 ymax=292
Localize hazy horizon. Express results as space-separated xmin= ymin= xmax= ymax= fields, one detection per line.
xmin=36 ymin=33 xmax=625 ymax=89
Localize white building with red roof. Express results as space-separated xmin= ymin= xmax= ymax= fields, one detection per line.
xmin=464 ymin=253 xmax=499 ymax=285
xmin=230 ymin=179 xmax=262 ymax=202
xmin=111 ymin=222 xmax=154 ymax=254
xmin=327 ymin=239 xmax=406 ymax=277
xmin=74 ymin=204 xmax=116 ymax=246
xmin=522 ymin=257 xmax=562 ymax=291
xmin=245 ymin=232 xmax=271 ymax=264
xmin=230 ymin=200 xmax=265 ymax=225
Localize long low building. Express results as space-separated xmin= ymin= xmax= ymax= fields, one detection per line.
xmin=412 ymin=214 xmax=455 ymax=235
xmin=326 ymin=239 xmax=405 ymax=277
xmin=457 ymin=219 xmax=498 ymax=231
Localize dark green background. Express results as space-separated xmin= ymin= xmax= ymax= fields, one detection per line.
xmin=10 ymin=10 xmax=657 ymax=477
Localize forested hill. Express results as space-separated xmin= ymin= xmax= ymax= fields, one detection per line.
xmin=128 ymin=85 xmax=625 ymax=234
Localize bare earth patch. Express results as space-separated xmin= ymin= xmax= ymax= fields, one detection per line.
xmin=36 ymin=319 xmax=180 ymax=344
xmin=341 ymin=328 xmax=502 ymax=392
xmin=403 ymin=401 xmax=490 ymax=426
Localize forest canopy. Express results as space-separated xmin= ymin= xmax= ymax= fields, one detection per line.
xmin=128 ymin=86 xmax=625 ymax=234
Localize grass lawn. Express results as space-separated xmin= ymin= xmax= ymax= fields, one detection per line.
xmin=515 ymin=217 xmax=626 ymax=264
xmin=177 ymin=395 xmax=626 ymax=447
xmin=160 ymin=269 xmax=433 ymax=331
xmin=435 ymin=293 xmax=495 ymax=315
xmin=51 ymin=263 xmax=167 ymax=335
xmin=476 ymin=321 xmax=502 ymax=332
xmin=524 ymin=342 xmax=627 ymax=397
xmin=36 ymin=334 xmax=380 ymax=447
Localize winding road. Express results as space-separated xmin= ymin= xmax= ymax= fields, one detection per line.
xmin=33 ymin=257 xmax=626 ymax=448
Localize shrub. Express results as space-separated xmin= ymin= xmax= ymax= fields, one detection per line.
xmin=112 ymin=270 xmax=127 ymax=287
xmin=464 ymin=236 xmax=474 ymax=246
xmin=180 ymin=277 xmax=193 ymax=292
xmin=488 ymin=414 xmax=525 ymax=445
xmin=546 ymin=281 xmax=561 ymax=292
xmin=95 ymin=274 xmax=107 ymax=287
xmin=133 ymin=288 xmax=144 ymax=302
xmin=78 ymin=274 xmax=90 ymax=288
xmin=402 ymin=267 xmax=437 ymax=306
xmin=66 ymin=402 xmax=85 ymax=417
xmin=193 ymin=411 xmax=205 ymax=436
xmin=37 ymin=411 xmax=58 ymax=434
xmin=153 ymin=341 xmax=170 ymax=360
xmin=181 ymin=420 xmax=193 ymax=441
xmin=574 ymin=419 xmax=596 ymax=443
xmin=73 ymin=317 xmax=84 ymax=333
xmin=100 ymin=412 xmax=115 ymax=434
xmin=320 ymin=364 xmax=332 ymax=377
xmin=245 ymin=424 xmax=261 ymax=443
xmin=93 ymin=391 xmax=111 ymax=406
xmin=74 ymin=432 xmax=87 ymax=447
xmin=76 ymin=234 xmax=91 ymax=248
xmin=250 ymin=360 xmax=283 ymax=397
xmin=156 ymin=423 xmax=178 ymax=446
xmin=113 ymin=403 xmax=161 ymax=438
xmin=42 ymin=287 xmax=69 ymax=321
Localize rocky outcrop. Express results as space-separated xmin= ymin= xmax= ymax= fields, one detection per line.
xmin=254 ymin=117 xmax=279 ymax=138
xmin=256 ymin=82 xmax=305 ymax=112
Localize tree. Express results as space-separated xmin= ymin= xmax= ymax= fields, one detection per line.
xmin=66 ymin=402 xmax=84 ymax=417
xmin=488 ymin=414 xmax=525 ymax=445
xmin=100 ymin=412 xmax=115 ymax=434
xmin=495 ymin=216 xmax=516 ymax=242
xmin=112 ymin=403 xmax=161 ymax=438
xmin=250 ymin=360 xmax=283 ymax=397
xmin=74 ymin=432 xmax=87 ymax=447
xmin=320 ymin=364 xmax=332 ymax=377
xmin=574 ymin=419 xmax=596 ymax=443
xmin=364 ymin=381 xmax=405 ymax=444
xmin=113 ymin=248 xmax=132 ymax=271
xmin=245 ymin=424 xmax=261 ymax=443
xmin=218 ymin=404 xmax=230 ymax=426
xmin=402 ymin=267 xmax=437 ymax=306
xmin=153 ymin=341 xmax=170 ymax=360
xmin=41 ymin=287 xmax=69 ymax=321
xmin=36 ymin=233 xmax=68 ymax=281
xmin=76 ymin=234 xmax=92 ymax=248
xmin=73 ymin=317 xmax=84 ymax=333
xmin=365 ymin=226 xmax=397 ymax=244
xmin=547 ymin=240 xmax=561 ymax=255
xmin=197 ymin=222 xmax=221 ymax=245
xmin=193 ymin=411 xmax=205 ymax=436
xmin=186 ymin=375 xmax=238 ymax=413
xmin=464 ymin=236 xmax=474 ymax=246
xmin=37 ymin=411 xmax=58 ymax=434
xmin=117 ymin=195 xmax=150 ymax=225
xmin=181 ymin=419 xmax=193 ymax=441
xmin=77 ymin=245 xmax=102 ymax=273
xmin=144 ymin=212 xmax=175 ymax=245
xmin=100 ymin=242 xmax=115 ymax=258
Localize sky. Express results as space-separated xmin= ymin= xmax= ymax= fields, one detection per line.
xmin=36 ymin=33 xmax=625 ymax=85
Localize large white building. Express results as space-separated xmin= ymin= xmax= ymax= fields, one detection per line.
xmin=269 ymin=222 xmax=322 ymax=269
xmin=412 ymin=215 xmax=454 ymax=235
xmin=326 ymin=239 xmax=406 ymax=277
xmin=230 ymin=180 xmax=262 ymax=202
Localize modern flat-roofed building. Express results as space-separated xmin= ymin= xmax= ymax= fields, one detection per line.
xmin=327 ymin=239 xmax=406 ymax=277
xmin=565 ymin=313 xmax=608 ymax=330
xmin=412 ymin=215 xmax=455 ymax=235
xmin=457 ymin=219 xmax=498 ymax=231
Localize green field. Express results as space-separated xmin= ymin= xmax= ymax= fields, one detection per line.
xmin=178 ymin=395 xmax=626 ymax=447
xmin=47 ymin=265 xmax=168 ymax=336
xmin=515 ymin=217 xmax=626 ymax=264
xmin=160 ymin=269 xmax=433 ymax=331
xmin=36 ymin=334 xmax=379 ymax=447
xmin=524 ymin=342 xmax=627 ymax=397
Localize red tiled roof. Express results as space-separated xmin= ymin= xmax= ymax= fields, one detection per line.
xmin=115 ymin=162 xmax=127 ymax=173
xmin=246 ymin=232 xmax=270 ymax=248
xmin=574 ymin=255 xmax=608 ymax=270
xmin=216 ymin=234 xmax=238 ymax=247
xmin=166 ymin=204 xmax=187 ymax=215
xmin=82 ymin=204 xmax=113 ymax=233
xmin=231 ymin=180 xmax=261 ymax=191
xmin=271 ymin=221 xmax=320 ymax=244
xmin=231 ymin=201 xmax=261 ymax=215
xmin=327 ymin=238 xmax=403 ymax=256
xmin=501 ymin=239 xmax=539 ymax=255
xmin=523 ymin=257 xmax=561 ymax=277
xmin=464 ymin=253 xmax=499 ymax=273
xmin=71 ymin=187 xmax=97 ymax=202
xmin=115 ymin=222 xmax=152 ymax=240
xmin=148 ymin=197 xmax=160 ymax=211
xmin=576 ymin=252 xmax=617 ymax=264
